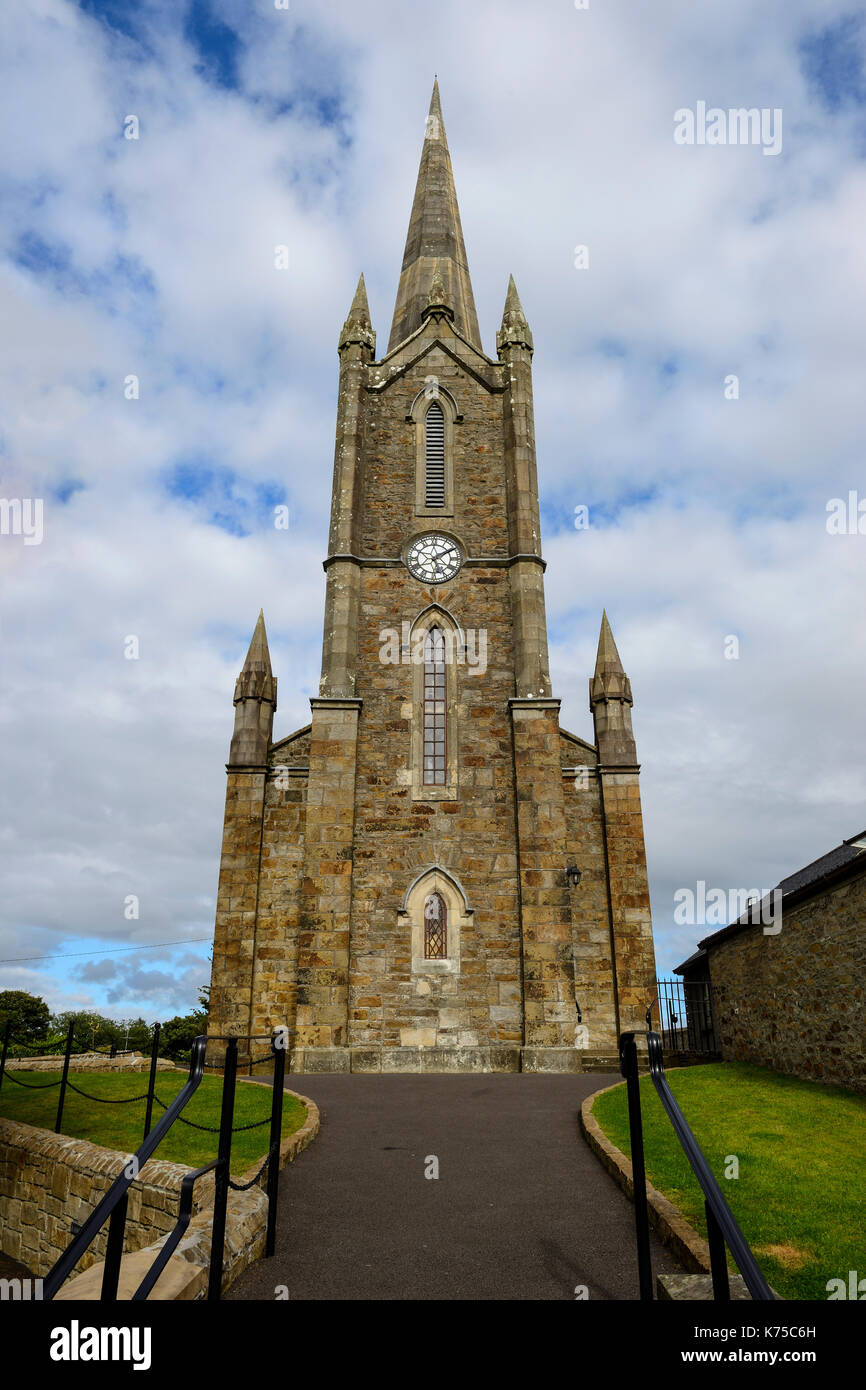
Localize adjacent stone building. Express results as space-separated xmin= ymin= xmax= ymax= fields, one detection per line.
xmin=676 ymin=832 xmax=866 ymax=1093
xmin=207 ymin=82 xmax=657 ymax=1073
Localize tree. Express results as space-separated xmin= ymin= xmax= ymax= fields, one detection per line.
xmin=117 ymin=1017 xmax=153 ymax=1051
xmin=0 ymin=990 xmax=51 ymax=1044
xmin=197 ymin=954 xmax=212 ymax=1014
xmin=159 ymin=1009 xmax=208 ymax=1061
xmin=50 ymin=1011 xmax=123 ymax=1054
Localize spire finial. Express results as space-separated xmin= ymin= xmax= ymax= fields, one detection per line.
xmin=496 ymin=274 xmax=533 ymax=357
xmin=339 ymin=272 xmax=376 ymax=355
xmin=229 ymin=611 xmax=277 ymax=767
xmin=589 ymin=611 xmax=636 ymax=766
xmin=590 ymin=611 xmax=632 ymax=707
xmin=427 ymin=78 xmax=443 ymax=137
xmin=595 ymin=610 xmax=624 ymax=677
xmin=238 ymin=610 xmax=274 ymax=685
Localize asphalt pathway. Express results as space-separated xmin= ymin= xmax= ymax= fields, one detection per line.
xmin=226 ymin=1073 xmax=682 ymax=1300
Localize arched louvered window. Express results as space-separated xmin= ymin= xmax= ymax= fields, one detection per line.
xmin=424 ymin=401 xmax=446 ymax=507
xmin=424 ymin=892 xmax=447 ymax=960
xmin=423 ymin=626 xmax=446 ymax=785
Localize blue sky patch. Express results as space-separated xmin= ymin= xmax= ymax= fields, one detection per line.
xmin=79 ymin=0 xmax=144 ymax=44
xmin=165 ymin=459 xmax=286 ymax=535
xmin=184 ymin=0 xmax=243 ymax=91
xmin=596 ymin=338 xmax=628 ymax=359
xmin=13 ymin=230 xmax=73 ymax=279
xmin=799 ymin=15 xmax=866 ymax=111
xmin=54 ymin=480 xmax=87 ymax=504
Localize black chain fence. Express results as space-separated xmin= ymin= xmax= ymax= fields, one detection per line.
xmin=1 ymin=1024 xmax=285 ymax=1145
xmin=2 ymin=1071 xmax=62 ymax=1090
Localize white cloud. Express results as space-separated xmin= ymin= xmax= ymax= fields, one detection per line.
xmin=1 ymin=0 xmax=864 ymax=1015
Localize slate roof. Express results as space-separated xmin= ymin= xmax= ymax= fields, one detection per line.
xmin=673 ymin=830 xmax=866 ymax=970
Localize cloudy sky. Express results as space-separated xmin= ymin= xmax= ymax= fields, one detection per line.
xmin=1 ymin=0 xmax=864 ymax=1022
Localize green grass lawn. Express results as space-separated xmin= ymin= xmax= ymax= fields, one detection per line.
xmin=0 ymin=1069 xmax=306 ymax=1175
xmin=591 ymin=1062 xmax=866 ymax=1301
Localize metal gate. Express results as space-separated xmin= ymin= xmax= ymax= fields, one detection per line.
xmin=652 ymin=977 xmax=718 ymax=1055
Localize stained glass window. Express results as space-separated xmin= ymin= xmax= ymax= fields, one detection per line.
xmin=424 ymin=891 xmax=447 ymax=959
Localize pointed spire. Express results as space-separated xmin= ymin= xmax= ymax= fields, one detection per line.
xmin=591 ymin=609 xmax=631 ymax=701
xmin=590 ymin=612 xmax=636 ymax=766
xmin=230 ymin=611 xmax=277 ymax=767
xmin=594 ymin=610 xmax=626 ymax=678
xmin=496 ymin=274 xmax=534 ymax=357
xmin=388 ymin=81 xmax=482 ymax=353
xmin=347 ymin=273 xmax=370 ymax=322
xmin=234 ymin=609 xmax=277 ymax=705
xmin=339 ymin=273 xmax=376 ymax=356
xmin=241 ymin=609 xmax=273 ymax=679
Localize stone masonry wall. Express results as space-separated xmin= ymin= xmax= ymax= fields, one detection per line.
xmin=247 ymin=764 xmax=307 ymax=1043
xmin=561 ymin=737 xmax=619 ymax=1055
xmin=347 ymin=342 xmax=523 ymax=1052
xmin=207 ymin=311 xmax=654 ymax=1068
xmin=209 ymin=769 xmax=267 ymax=1049
xmin=0 ymin=1119 xmax=209 ymax=1280
xmin=597 ymin=771 xmax=657 ymax=1035
xmin=708 ymin=870 xmax=865 ymax=1093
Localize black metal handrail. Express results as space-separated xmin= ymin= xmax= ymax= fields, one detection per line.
xmin=42 ymin=1036 xmax=209 ymax=1301
xmin=619 ymin=1024 xmax=774 ymax=1302
xmin=42 ymin=1029 xmax=287 ymax=1302
xmin=131 ymin=1161 xmax=219 ymax=1301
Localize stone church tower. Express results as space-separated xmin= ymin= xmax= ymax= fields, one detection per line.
xmin=207 ymin=83 xmax=657 ymax=1072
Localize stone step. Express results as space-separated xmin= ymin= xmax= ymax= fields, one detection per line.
xmin=658 ymin=1273 xmax=780 ymax=1300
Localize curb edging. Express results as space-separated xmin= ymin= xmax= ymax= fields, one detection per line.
xmin=579 ymin=1081 xmax=713 ymax=1275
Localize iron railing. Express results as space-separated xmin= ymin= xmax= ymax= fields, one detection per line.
xmin=0 ymin=1020 xmax=166 ymax=1139
xmin=653 ymin=977 xmax=718 ymax=1055
xmin=39 ymin=1031 xmax=287 ymax=1302
xmin=619 ymin=1020 xmax=774 ymax=1302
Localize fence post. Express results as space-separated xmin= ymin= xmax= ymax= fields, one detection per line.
xmin=101 ymin=1192 xmax=129 ymax=1301
xmin=208 ymin=1036 xmax=238 ymax=1301
xmin=705 ymin=1200 xmax=731 ymax=1301
xmin=266 ymin=1029 xmax=287 ymax=1257
xmin=619 ymin=1031 xmax=654 ymax=1301
xmin=143 ymin=1023 xmax=161 ymax=1141
xmin=55 ymin=1021 xmax=75 ymax=1135
xmin=0 ymin=1020 xmax=10 ymax=1092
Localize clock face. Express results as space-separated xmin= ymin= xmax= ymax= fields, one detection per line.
xmin=406 ymin=534 xmax=462 ymax=584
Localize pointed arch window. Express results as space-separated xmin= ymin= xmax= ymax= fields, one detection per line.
xmin=423 ymin=626 xmax=447 ymax=785
xmin=399 ymin=867 xmax=473 ymax=976
xmin=410 ymin=607 xmax=458 ymax=800
xmin=424 ymin=892 xmax=447 ymax=959
xmin=424 ymin=401 xmax=446 ymax=506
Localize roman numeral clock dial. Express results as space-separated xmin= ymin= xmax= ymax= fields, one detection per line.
xmin=406 ymin=534 xmax=462 ymax=584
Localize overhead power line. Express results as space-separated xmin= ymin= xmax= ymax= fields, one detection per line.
xmin=0 ymin=937 xmax=213 ymax=965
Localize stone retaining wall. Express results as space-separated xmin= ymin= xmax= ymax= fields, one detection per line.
xmin=0 ymin=1120 xmax=207 ymax=1278
xmin=0 ymin=1084 xmax=320 ymax=1299
xmin=6 ymin=1052 xmax=176 ymax=1073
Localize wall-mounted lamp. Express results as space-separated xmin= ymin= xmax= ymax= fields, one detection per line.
xmin=566 ymin=865 xmax=582 ymax=889
xmin=575 ymin=1001 xmax=583 ymax=1024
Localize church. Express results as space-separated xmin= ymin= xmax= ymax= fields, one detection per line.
xmin=207 ymin=82 xmax=657 ymax=1073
